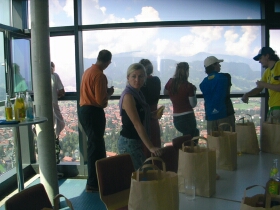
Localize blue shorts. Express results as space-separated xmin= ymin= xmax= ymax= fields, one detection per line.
xmin=118 ymin=135 xmax=146 ymax=170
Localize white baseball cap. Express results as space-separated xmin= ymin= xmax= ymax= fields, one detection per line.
xmin=204 ymin=56 xmax=223 ymax=67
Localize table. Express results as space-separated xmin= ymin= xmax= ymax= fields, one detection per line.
xmin=0 ymin=117 xmax=47 ymax=191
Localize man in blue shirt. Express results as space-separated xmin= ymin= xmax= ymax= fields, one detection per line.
xmin=199 ymin=56 xmax=235 ymax=134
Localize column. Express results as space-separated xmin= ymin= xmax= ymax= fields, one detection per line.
xmin=30 ymin=0 xmax=59 ymax=204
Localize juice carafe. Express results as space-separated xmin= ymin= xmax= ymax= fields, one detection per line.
xmin=5 ymin=93 xmax=13 ymax=121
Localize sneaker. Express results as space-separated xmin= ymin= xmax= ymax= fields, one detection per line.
xmin=85 ymin=185 xmax=99 ymax=193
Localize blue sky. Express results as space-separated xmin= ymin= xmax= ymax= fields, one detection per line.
xmin=98 ymin=0 xmax=260 ymax=21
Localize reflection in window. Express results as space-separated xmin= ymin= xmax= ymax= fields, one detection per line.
xmin=0 ymin=32 xmax=6 ymax=101
xmin=11 ymin=38 xmax=32 ymax=93
xmin=50 ymin=36 xmax=76 ymax=92
xmin=0 ymin=0 xmax=10 ymax=26
xmin=82 ymin=0 xmax=260 ymax=25
xmin=83 ymin=26 xmax=261 ymax=94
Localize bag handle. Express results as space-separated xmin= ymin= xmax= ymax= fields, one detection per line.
xmin=218 ymin=123 xmax=232 ymax=133
xmin=242 ymin=185 xmax=265 ymax=199
xmin=191 ymin=136 xmax=209 ymax=149
xmin=238 ymin=114 xmax=253 ymax=124
xmin=53 ymin=194 xmax=74 ymax=210
xmin=145 ymin=156 xmax=166 ymax=173
xmin=136 ymin=164 xmax=161 ymax=181
xmin=181 ymin=138 xmax=197 ymax=151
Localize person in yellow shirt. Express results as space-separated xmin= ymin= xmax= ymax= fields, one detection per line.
xmin=78 ymin=49 xmax=114 ymax=193
xmin=242 ymin=47 xmax=280 ymax=121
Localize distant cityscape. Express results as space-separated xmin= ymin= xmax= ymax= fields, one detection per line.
xmin=0 ymin=97 xmax=261 ymax=174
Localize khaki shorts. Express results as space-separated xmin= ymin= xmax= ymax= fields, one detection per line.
xmin=207 ymin=114 xmax=236 ymax=134
xmin=267 ymin=109 xmax=280 ymax=123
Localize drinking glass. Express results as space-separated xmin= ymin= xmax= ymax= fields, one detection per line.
xmin=184 ymin=177 xmax=195 ymax=200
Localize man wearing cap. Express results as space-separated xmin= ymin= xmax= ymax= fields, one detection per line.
xmin=200 ymin=56 xmax=235 ymax=133
xmin=242 ymin=47 xmax=280 ymax=120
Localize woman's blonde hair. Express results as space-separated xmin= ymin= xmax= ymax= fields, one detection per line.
xmin=126 ymin=63 xmax=147 ymax=85
xmin=127 ymin=63 xmax=147 ymax=77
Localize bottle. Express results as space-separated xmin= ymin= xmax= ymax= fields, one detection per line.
xmin=5 ymin=94 xmax=13 ymax=121
xmin=25 ymin=92 xmax=34 ymax=120
xmin=14 ymin=93 xmax=25 ymax=122
xmin=268 ymin=159 xmax=279 ymax=195
xmin=19 ymin=92 xmax=26 ymax=120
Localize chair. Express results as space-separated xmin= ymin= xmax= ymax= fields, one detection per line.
xmin=5 ymin=183 xmax=74 ymax=210
xmin=96 ymin=154 xmax=135 ymax=210
xmin=172 ymin=134 xmax=193 ymax=150
xmin=153 ymin=135 xmax=192 ymax=173
xmin=154 ymin=146 xmax=178 ymax=173
xmin=5 ymin=183 xmax=53 ymax=210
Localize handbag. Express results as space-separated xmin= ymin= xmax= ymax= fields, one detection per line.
xmin=208 ymin=123 xmax=237 ymax=171
xmin=236 ymin=114 xmax=260 ymax=155
xmin=240 ymin=185 xmax=280 ymax=210
xmin=128 ymin=157 xmax=179 ymax=210
xmin=261 ymin=119 xmax=280 ymax=154
xmin=177 ymin=136 xmax=216 ymax=197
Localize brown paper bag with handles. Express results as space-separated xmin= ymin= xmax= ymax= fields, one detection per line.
xmin=128 ymin=157 xmax=179 ymax=210
xmin=261 ymin=119 xmax=280 ymax=154
xmin=177 ymin=136 xmax=216 ymax=197
xmin=208 ymin=123 xmax=237 ymax=171
xmin=236 ymin=114 xmax=260 ymax=155
xmin=240 ymin=185 xmax=280 ymax=210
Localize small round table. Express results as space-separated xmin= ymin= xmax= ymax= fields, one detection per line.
xmin=0 ymin=117 xmax=48 ymax=191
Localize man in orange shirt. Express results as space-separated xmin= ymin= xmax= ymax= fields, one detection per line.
xmin=78 ymin=49 xmax=114 ymax=192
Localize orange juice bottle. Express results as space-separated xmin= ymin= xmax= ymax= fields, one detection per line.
xmin=5 ymin=94 xmax=13 ymax=121
xmin=14 ymin=93 xmax=25 ymax=121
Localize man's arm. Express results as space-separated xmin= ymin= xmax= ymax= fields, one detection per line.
xmin=256 ymin=80 xmax=280 ymax=92
xmin=241 ymin=87 xmax=263 ymax=103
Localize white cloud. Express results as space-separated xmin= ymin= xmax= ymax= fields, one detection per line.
xmin=270 ymin=30 xmax=280 ymax=56
xmin=63 ymin=0 xmax=74 ymax=18
xmin=135 ymin=7 xmax=160 ymax=22
xmin=224 ymin=26 xmax=258 ymax=57
xmin=177 ymin=26 xmax=223 ymax=56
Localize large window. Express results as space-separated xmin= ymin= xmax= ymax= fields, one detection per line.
xmin=104 ymin=97 xmax=261 ymax=154
xmin=50 ymin=36 xmax=76 ymax=92
xmin=0 ymin=0 xmax=11 ymax=26
xmin=0 ymin=32 xmax=6 ymax=101
xmin=11 ymin=38 xmax=32 ymax=93
xmin=83 ymin=26 xmax=261 ymax=95
xmin=28 ymin=0 xmax=74 ymax=28
xmin=0 ymin=105 xmax=15 ymax=176
xmin=82 ymin=0 xmax=261 ymax=25
xmin=270 ymin=30 xmax=280 ymax=56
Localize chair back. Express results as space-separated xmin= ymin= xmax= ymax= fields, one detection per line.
xmin=172 ymin=135 xmax=192 ymax=150
xmin=154 ymin=146 xmax=178 ymax=173
xmin=96 ymin=154 xmax=134 ymax=196
xmin=5 ymin=183 xmax=53 ymax=210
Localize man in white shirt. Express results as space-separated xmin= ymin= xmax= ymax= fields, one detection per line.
xmin=51 ymin=62 xmax=65 ymax=164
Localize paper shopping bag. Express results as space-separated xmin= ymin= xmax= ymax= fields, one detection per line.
xmin=240 ymin=185 xmax=280 ymax=210
xmin=261 ymin=120 xmax=280 ymax=154
xmin=208 ymin=123 xmax=237 ymax=171
xmin=177 ymin=136 xmax=216 ymax=197
xmin=128 ymin=158 xmax=179 ymax=210
xmin=236 ymin=115 xmax=259 ymax=155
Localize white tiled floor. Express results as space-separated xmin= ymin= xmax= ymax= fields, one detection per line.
xmin=179 ymin=152 xmax=280 ymax=210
